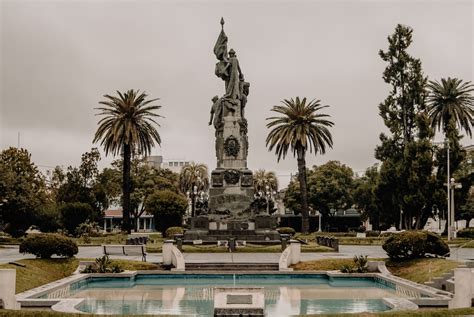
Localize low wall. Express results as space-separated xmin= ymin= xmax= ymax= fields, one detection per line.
xmin=279 ymin=241 xmax=301 ymax=271
xmin=163 ymin=240 xmax=185 ymax=271
xmin=449 ymin=268 xmax=474 ymax=309
xmin=0 ymin=269 xmax=20 ymax=309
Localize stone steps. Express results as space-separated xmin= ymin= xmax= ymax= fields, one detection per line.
xmin=424 ymin=264 xmax=468 ymax=293
xmin=185 ymin=262 xmax=279 ymax=271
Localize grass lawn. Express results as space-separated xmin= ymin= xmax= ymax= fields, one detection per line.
xmin=385 ymin=258 xmax=461 ymax=284
xmin=292 ymin=257 xmax=461 ymax=285
xmin=0 ymin=258 xmax=79 ymax=293
xmin=146 ymin=241 xmax=333 ymax=253
xmin=292 ymin=258 xmax=355 ymax=271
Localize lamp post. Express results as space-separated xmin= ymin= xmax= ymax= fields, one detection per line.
xmin=435 ymin=139 xmax=451 ymax=240
xmin=317 ymin=210 xmax=322 ymax=232
xmin=449 ymin=178 xmax=462 ymax=238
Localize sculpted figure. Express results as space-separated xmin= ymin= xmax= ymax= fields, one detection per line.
xmin=240 ymin=81 xmax=250 ymax=118
xmin=224 ymin=49 xmax=244 ymax=100
xmin=209 ymin=95 xmax=223 ymax=130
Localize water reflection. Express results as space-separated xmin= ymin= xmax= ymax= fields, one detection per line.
xmin=76 ymin=285 xmax=391 ymax=316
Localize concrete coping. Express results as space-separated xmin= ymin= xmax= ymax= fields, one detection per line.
xmin=51 ymin=298 xmax=85 ymax=314
xmin=383 ymin=297 xmax=418 ymax=310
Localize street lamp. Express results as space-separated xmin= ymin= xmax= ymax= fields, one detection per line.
xmin=449 ymin=177 xmax=462 ymax=238
xmin=434 ymin=139 xmax=451 ymax=240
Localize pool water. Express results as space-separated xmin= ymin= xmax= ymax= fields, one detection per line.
xmin=60 ymin=274 xmax=396 ymax=316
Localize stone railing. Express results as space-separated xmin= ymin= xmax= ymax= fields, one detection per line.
xmin=279 ymin=240 xmax=301 ymax=271
xmin=162 ymin=240 xmax=185 ymax=271
xmin=315 ymin=236 xmax=339 ymax=251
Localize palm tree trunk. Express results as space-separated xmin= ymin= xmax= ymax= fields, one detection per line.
xmin=297 ymin=146 xmax=310 ymax=233
xmin=122 ymin=143 xmax=131 ymax=234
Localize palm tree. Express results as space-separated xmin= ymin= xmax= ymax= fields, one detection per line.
xmin=266 ymin=97 xmax=333 ymax=233
xmin=427 ymin=77 xmax=474 ymax=137
xmin=179 ymin=162 xmax=209 ymax=217
xmin=253 ymin=169 xmax=278 ymax=195
xmin=93 ymin=90 xmax=162 ymax=233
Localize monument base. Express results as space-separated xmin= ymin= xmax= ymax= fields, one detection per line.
xmin=184 ymin=215 xmax=280 ymax=242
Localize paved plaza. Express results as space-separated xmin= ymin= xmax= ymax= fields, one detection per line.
xmin=1 ymin=245 xmax=472 ymax=264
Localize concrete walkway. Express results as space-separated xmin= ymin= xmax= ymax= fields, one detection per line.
xmin=1 ymin=245 xmax=472 ymax=264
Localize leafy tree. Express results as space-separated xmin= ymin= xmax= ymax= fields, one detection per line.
xmin=59 ymin=202 xmax=99 ymax=236
xmin=308 ymin=161 xmax=354 ymax=218
xmin=353 ymin=165 xmax=380 ymax=227
xmin=145 ymin=190 xmax=188 ymax=233
xmin=283 ymin=161 xmax=354 ymax=226
xmin=376 ymin=24 xmax=437 ymax=229
xmin=0 ymin=148 xmax=48 ymax=236
xmin=54 ymin=148 xmax=109 ymax=213
xmin=179 ymin=162 xmax=209 ymax=217
xmin=266 ymin=97 xmax=334 ymax=233
xmin=93 ymin=90 xmax=162 ymax=233
xmin=110 ymin=158 xmax=180 ymax=230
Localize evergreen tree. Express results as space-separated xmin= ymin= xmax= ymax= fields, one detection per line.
xmin=376 ymin=24 xmax=437 ymax=229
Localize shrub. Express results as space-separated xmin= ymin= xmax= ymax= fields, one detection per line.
xmin=457 ymin=228 xmax=474 ymax=239
xmin=382 ymin=231 xmax=449 ymax=260
xmin=366 ymin=230 xmax=381 ymax=237
xmin=19 ymin=233 xmax=78 ymax=258
xmin=353 ymin=255 xmax=368 ymax=273
xmin=165 ymin=226 xmax=184 ymax=238
xmin=339 ymin=255 xmax=368 ymax=273
xmin=277 ymin=227 xmax=296 ymax=235
xmin=81 ymin=255 xmax=123 ymax=273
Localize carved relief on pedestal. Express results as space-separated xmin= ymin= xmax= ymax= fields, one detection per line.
xmin=224 ymin=169 xmax=241 ymax=185
xmin=211 ymin=170 xmax=224 ymax=187
xmin=224 ymin=135 xmax=240 ymax=157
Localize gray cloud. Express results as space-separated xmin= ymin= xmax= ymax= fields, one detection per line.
xmin=1 ymin=0 xmax=472 ymax=187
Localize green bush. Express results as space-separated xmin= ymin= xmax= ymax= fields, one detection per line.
xmin=366 ymin=230 xmax=381 ymax=237
xmin=19 ymin=233 xmax=78 ymax=258
xmin=276 ymin=227 xmax=296 ymax=235
xmin=457 ymin=228 xmax=474 ymax=239
xmin=165 ymin=226 xmax=184 ymax=238
xmin=382 ymin=231 xmax=449 ymax=260
xmin=81 ymin=255 xmax=123 ymax=273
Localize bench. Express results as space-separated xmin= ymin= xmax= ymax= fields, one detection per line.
xmin=102 ymin=244 xmax=147 ymax=262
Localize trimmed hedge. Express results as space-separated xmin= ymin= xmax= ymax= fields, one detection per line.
xmin=382 ymin=231 xmax=449 ymax=260
xmin=457 ymin=228 xmax=474 ymax=239
xmin=165 ymin=226 xmax=184 ymax=238
xmin=276 ymin=227 xmax=296 ymax=235
xmin=19 ymin=233 xmax=78 ymax=258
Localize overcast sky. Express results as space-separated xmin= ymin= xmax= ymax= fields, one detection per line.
xmin=1 ymin=0 xmax=473 ymax=188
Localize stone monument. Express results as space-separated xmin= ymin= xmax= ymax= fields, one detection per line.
xmin=184 ymin=19 xmax=278 ymax=242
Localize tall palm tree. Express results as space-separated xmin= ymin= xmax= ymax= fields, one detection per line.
xmin=427 ymin=77 xmax=474 ymax=137
xmin=266 ymin=97 xmax=333 ymax=233
xmin=253 ymin=169 xmax=278 ymax=195
xmin=179 ymin=162 xmax=209 ymax=217
xmin=93 ymin=90 xmax=162 ymax=233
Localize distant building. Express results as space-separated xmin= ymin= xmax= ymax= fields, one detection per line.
xmin=161 ymin=160 xmax=190 ymax=173
xmin=146 ymin=155 xmax=163 ymax=169
xmin=103 ymin=209 xmax=155 ymax=232
xmin=145 ymin=155 xmax=190 ymax=173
